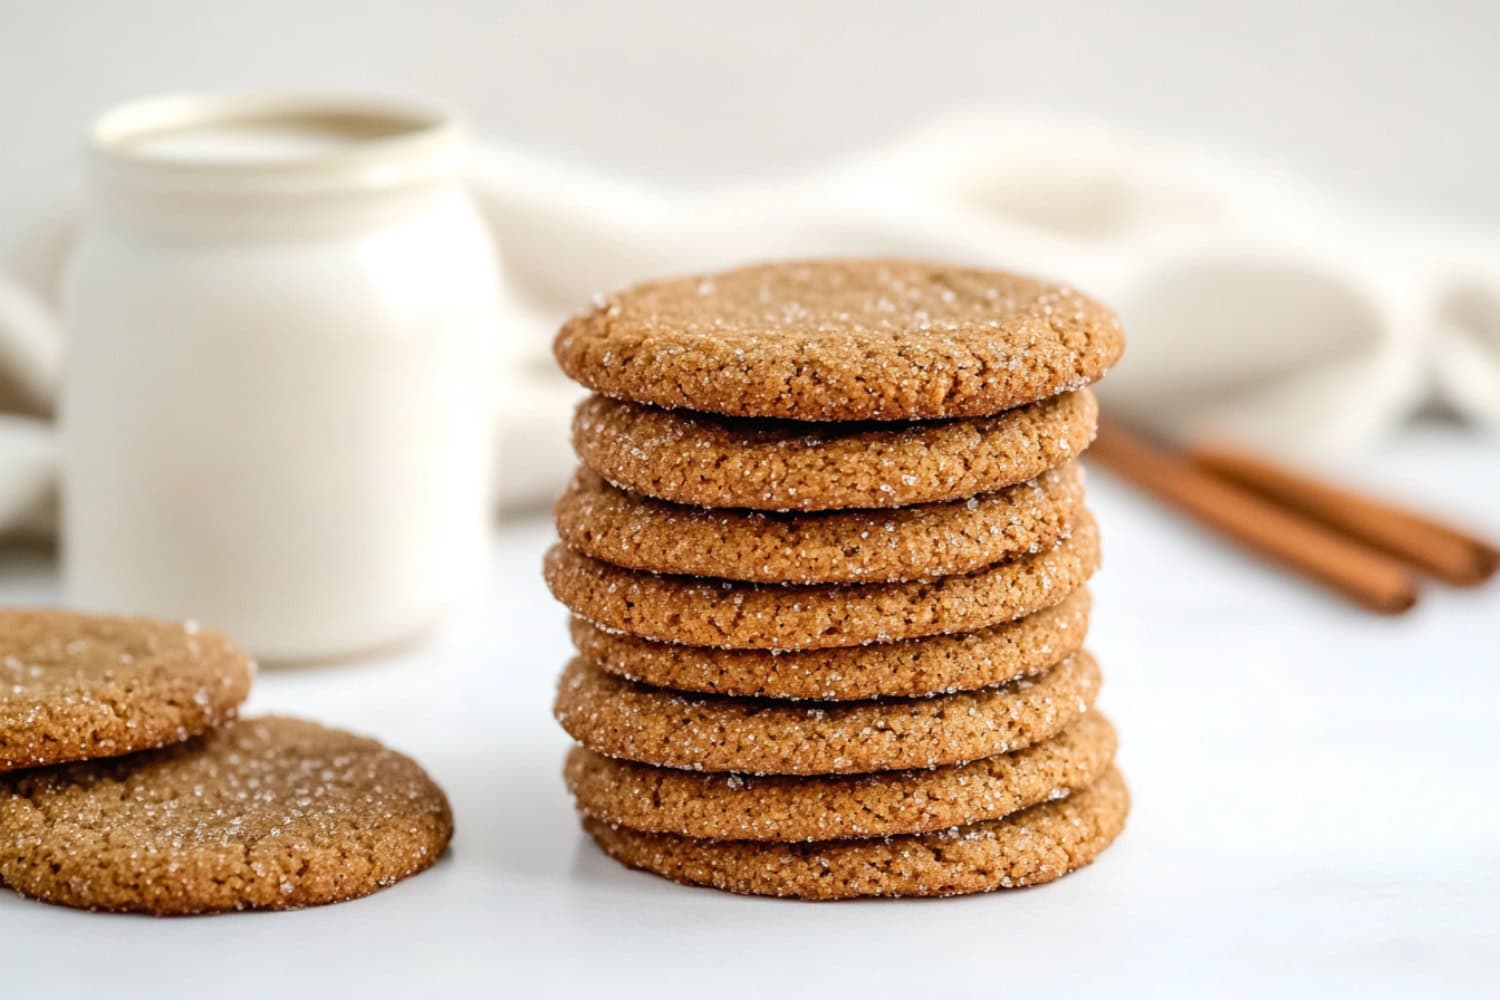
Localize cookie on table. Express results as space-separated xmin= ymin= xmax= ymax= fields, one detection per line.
xmin=569 ymin=588 xmax=1091 ymax=700
xmin=554 ymin=652 xmax=1100 ymax=775
xmin=0 ymin=609 xmax=253 ymax=772
xmin=585 ymin=767 xmax=1129 ymax=899
xmin=566 ymin=711 xmax=1116 ymax=841
xmin=0 ymin=716 xmax=453 ymax=915
xmin=572 ymin=388 xmax=1096 ymax=512
xmin=544 ymin=512 xmax=1099 ymax=651
xmin=555 ymin=260 xmax=1124 ymax=421
xmin=556 ymin=462 xmax=1085 ymax=585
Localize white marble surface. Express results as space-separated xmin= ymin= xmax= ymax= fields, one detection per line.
xmin=2 ymin=427 xmax=1497 ymax=999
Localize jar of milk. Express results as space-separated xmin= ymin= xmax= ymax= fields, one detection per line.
xmin=61 ymin=95 xmax=500 ymax=661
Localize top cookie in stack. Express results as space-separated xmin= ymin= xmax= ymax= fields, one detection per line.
xmin=546 ymin=259 xmax=1128 ymax=899
xmin=554 ymin=260 xmax=1121 ymax=423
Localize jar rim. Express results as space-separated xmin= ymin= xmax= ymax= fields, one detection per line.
xmin=90 ymin=93 xmax=466 ymax=195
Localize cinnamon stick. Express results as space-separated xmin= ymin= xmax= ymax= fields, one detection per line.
xmin=1189 ymin=440 xmax=1500 ymax=587
xmin=1088 ymin=420 xmax=1419 ymax=614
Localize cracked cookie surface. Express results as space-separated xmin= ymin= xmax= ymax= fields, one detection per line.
xmin=553 ymin=652 xmax=1100 ymax=775
xmin=566 ymin=712 xmax=1115 ymax=840
xmin=556 ymin=462 xmax=1084 ymax=584
xmin=544 ymin=512 xmax=1098 ymax=651
xmin=569 ymin=587 xmax=1090 ymax=700
xmin=0 ymin=716 xmax=453 ymax=914
xmin=584 ymin=766 xmax=1128 ymax=899
xmin=0 ymin=610 xmax=253 ymax=772
xmin=571 ymin=388 xmax=1096 ymax=512
xmin=554 ymin=260 xmax=1124 ymax=421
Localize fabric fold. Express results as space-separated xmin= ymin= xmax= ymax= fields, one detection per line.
xmin=3 ymin=110 xmax=1497 ymax=534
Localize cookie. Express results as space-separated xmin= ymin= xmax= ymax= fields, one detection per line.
xmin=569 ymin=588 xmax=1090 ymax=700
xmin=572 ymin=388 xmax=1096 ymax=512
xmin=554 ymin=260 xmax=1124 ymax=421
xmin=0 ymin=610 xmax=254 ymax=772
xmin=556 ymin=462 xmax=1085 ymax=585
xmin=544 ymin=512 xmax=1098 ymax=651
xmin=0 ymin=716 xmax=453 ymax=914
xmin=584 ymin=766 xmax=1128 ymax=899
xmin=553 ymin=652 xmax=1099 ymax=775
xmin=566 ymin=711 xmax=1116 ymax=841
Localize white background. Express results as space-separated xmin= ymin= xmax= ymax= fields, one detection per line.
xmin=1 ymin=0 xmax=1498 ymax=237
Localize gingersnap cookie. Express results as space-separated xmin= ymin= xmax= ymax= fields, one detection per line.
xmin=0 ymin=716 xmax=453 ymax=915
xmin=554 ymin=652 xmax=1099 ymax=775
xmin=584 ymin=766 xmax=1128 ymax=899
xmin=0 ymin=610 xmax=254 ymax=772
xmin=555 ymin=260 xmax=1124 ymax=422
xmin=570 ymin=588 xmax=1090 ymax=700
xmin=556 ymin=462 xmax=1085 ymax=585
xmin=572 ymin=388 xmax=1096 ymax=512
xmin=545 ymin=511 xmax=1098 ymax=651
xmin=566 ymin=711 xmax=1116 ymax=841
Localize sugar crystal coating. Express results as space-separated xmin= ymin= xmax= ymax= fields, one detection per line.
xmin=548 ymin=258 xmax=1128 ymax=897
xmin=0 ymin=716 xmax=453 ymax=914
xmin=556 ymin=462 xmax=1084 ymax=585
xmin=566 ymin=711 xmax=1116 ymax=841
xmin=553 ymin=652 xmax=1100 ymax=775
xmin=569 ymin=587 xmax=1090 ymax=700
xmin=0 ymin=610 xmax=253 ymax=772
xmin=544 ymin=513 xmax=1099 ymax=650
xmin=584 ymin=766 xmax=1129 ymax=899
xmin=555 ymin=260 xmax=1124 ymax=421
xmin=572 ymin=388 xmax=1097 ymax=512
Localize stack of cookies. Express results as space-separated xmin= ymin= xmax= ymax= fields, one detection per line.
xmin=546 ymin=260 xmax=1129 ymax=899
xmin=0 ymin=609 xmax=452 ymax=914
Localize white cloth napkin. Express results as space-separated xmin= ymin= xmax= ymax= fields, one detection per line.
xmin=4 ymin=109 xmax=1498 ymax=534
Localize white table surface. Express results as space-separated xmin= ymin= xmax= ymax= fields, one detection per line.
xmin=2 ymin=427 xmax=1497 ymax=999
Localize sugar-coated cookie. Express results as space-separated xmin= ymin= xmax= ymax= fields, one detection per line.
xmin=584 ymin=767 xmax=1129 ymax=899
xmin=544 ymin=513 xmax=1098 ymax=651
xmin=0 ymin=610 xmax=253 ymax=772
xmin=566 ymin=712 xmax=1115 ymax=841
xmin=553 ymin=652 xmax=1099 ymax=775
xmin=0 ymin=716 xmax=453 ymax=914
xmin=555 ymin=260 xmax=1123 ymax=421
xmin=572 ymin=388 xmax=1096 ymax=512
xmin=569 ymin=588 xmax=1090 ymax=700
xmin=556 ymin=463 xmax=1084 ymax=584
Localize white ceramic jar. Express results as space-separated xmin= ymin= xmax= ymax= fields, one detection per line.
xmin=61 ymin=95 xmax=500 ymax=661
